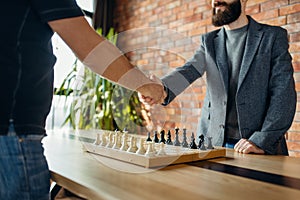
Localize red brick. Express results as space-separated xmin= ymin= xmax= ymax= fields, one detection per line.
xmin=287 ymin=12 xmax=300 ymax=24
xmin=252 ymin=9 xmax=279 ymax=21
xmin=280 ymin=3 xmax=300 ymax=16
xmin=261 ymin=16 xmax=287 ymax=26
xmin=290 ymin=0 xmax=300 ymax=3
xmin=290 ymin=32 xmax=300 ymax=42
xmin=165 ymin=0 xmax=181 ymax=10
xmin=194 ymin=4 xmax=212 ymax=14
xmin=284 ymin=22 xmax=300 ymax=34
xmin=261 ymin=0 xmax=289 ymax=11
xmin=189 ymin=27 xmax=207 ymax=37
xmin=157 ymin=0 xmax=174 ymax=7
xmin=136 ymin=59 xmax=149 ymax=66
xmin=247 ymin=0 xmax=273 ymax=7
xmin=289 ymin=42 xmax=300 ymax=52
xmin=293 ymin=72 xmax=300 ymax=82
xmin=287 ymin=132 xmax=300 ymax=141
xmin=293 ymin=62 xmax=300 ymax=73
xmin=169 ymin=60 xmax=185 ymax=68
xmin=246 ymin=4 xmax=260 ymax=15
xmin=188 ymin=0 xmax=208 ymax=9
xmin=288 ymin=151 xmax=300 ymax=157
xmin=287 ymin=141 xmax=300 ymax=151
xmin=295 ymin=82 xmax=300 ymax=92
xmin=177 ymin=10 xmax=194 ymax=19
xmin=290 ymin=121 xmax=300 ymax=131
xmin=291 ymin=52 xmax=300 ymax=62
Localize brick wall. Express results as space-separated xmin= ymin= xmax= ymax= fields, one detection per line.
xmin=113 ymin=0 xmax=300 ymax=157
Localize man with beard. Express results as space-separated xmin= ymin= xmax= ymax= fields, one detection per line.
xmin=141 ymin=0 xmax=296 ymax=155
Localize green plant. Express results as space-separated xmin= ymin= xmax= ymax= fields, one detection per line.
xmin=55 ymin=28 xmax=148 ymax=133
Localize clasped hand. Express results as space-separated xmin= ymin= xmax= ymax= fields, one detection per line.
xmin=137 ymin=74 xmax=166 ymax=105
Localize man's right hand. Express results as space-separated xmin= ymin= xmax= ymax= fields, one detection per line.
xmin=137 ymin=74 xmax=167 ymax=106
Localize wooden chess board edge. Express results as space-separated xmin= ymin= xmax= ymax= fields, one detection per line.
xmin=83 ymin=143 xmax=226 ymax=168
xmin=147 ymin=148 xmax=226 ymax=168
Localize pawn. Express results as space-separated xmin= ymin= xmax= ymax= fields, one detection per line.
xmin=93 ymin=133 xmax=101 ymax=145
xmin=181 ymin=128 xmax=188 ymax=148
xmin=120 ymin=132 xmax=129 ymax=151
xmin=189 ymin=132 xmax=197 ymax=149
xmin=145 ymin=142 xmax=156 ymax=157
xmin=153 ymin=131 xmax=159 ymax=143
xmin=156 ymin=142 xmax=167 ymax=156
xmin=146 ymin=132 xmax=152 ymax=142
xmin=136 ymin=138 xmax=146 ymax=155
xmin=112 ymin=132 xmax=122 ymax=149
xmin=106 ymin=132 xmax=114 ymax=148
xmin=159 ymin=130 xmax=166 ymax=144
xmin=100 ymin=132 xmax=107 ymax=147
xmin=173 ymin=128 xmax=181 ymax=146
xmin=127 ymin=136 xmax=138 ymax=153
xmin=166 ymin=130 xmax=173 ymax=145
xmin=207 ymin=136 xmax=214 ymax=149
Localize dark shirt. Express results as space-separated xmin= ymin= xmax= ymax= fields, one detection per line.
xmin=0 ymin=0 xmax=83 ymax=135
xmin=224 ymin=25 xmax=248 ymax=141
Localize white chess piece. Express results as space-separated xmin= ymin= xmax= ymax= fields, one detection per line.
xmin=120 ymin=132 xmax=129 ymax=151
xmin=127 ymin=136 xmax=138 ymax=153
xmin=145 ymin=142 xmax=156 ymax=157
xmin=136 ymin=138 xmax=146 ymax=155
xmin=100 ymin=132 xmax=107 ymax=146
xmin=106 ymin=132 xmax=114 ymax=148
xmin=93 ymin=133 xmax=101 ymax=145
xmin=156 ymin=142 xmax=166 ymax=156
xmin=112 ymin=131 xmax=122 ymax=149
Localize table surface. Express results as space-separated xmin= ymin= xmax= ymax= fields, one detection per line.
xmin=43 ymin=129 xmax=300 ymax=200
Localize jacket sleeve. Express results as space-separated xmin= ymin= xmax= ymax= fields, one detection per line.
xmin=161 ymin=36 xmax=207 ymax=105
xmin=249 ymin=28 xmax=296 ymax=154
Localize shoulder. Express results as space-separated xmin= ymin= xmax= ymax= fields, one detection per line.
xmin=249 ymin=16 xmax=287 ymax=36
xmin=200 ymin=28 xmax=221 ymax=44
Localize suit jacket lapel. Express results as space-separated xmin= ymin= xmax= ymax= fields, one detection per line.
xmin=214 ymin=28 xmax=229 ymax=94
xmin=238 ymin=17 xmax=264 ymax=90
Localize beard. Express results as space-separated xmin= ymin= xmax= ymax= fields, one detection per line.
xmin=212 ymin=0 xmax=242 ymax=27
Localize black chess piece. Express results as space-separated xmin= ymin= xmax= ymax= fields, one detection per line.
xmin=146 ymin=132 xmax=152 ymax=142
xmin=189 ymin=132 xmax=197 ymax=149
xmin=159 ymin=130 xmax=166 ymax=144
xmin=166 ymin=130 xmax=173 ymax=145
xmin=198 ymin=134 xmax=206 ymax=150
xmin=153 ymin=131 xmax=159 ymax=143
xmin=181 ymin=128 xmax=188 ymax=148
xmin=173 ymin=128 xmax=181 ymax=146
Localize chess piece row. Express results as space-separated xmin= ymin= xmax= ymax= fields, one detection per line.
xmin=146 ymin=128 xmax=214 ymax=150
xmin=93 ymin=131 xmax=167 ymax=157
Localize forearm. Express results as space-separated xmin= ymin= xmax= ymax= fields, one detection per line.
xmin=48 ymin=16 xmax=152 ymax=92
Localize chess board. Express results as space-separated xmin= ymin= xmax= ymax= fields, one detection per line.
xmin=83 ymin=131 xmax=226 ymax=168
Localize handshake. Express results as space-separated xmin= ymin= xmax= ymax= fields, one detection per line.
xmin=137 ymin=74 xmax=167 ymax=106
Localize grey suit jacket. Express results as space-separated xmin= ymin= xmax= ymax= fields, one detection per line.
xmin=161 ymin=16 xmax=296 ymax=155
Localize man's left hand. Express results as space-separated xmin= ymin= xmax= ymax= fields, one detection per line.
xmin=234 ymin=139 xmax=265 ymax=154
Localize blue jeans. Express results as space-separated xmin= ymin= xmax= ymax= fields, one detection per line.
xmin=0 ymin=134 xmax=50 ymax=200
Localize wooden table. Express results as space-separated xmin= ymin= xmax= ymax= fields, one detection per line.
xmin=43 ymin=129 xmax=300 ymax=200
